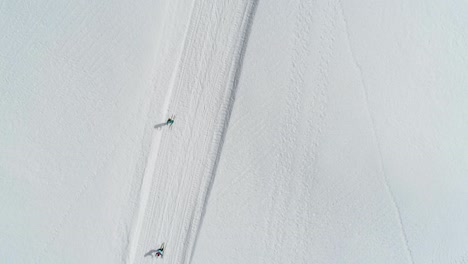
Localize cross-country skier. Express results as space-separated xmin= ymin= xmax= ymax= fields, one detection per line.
xmin=166 ymin=115 xmax=175 ymax=128
xmin=155 ymin=243 xmax=165 ymax=258
xmin=166 ymin=118 xmax=174 ymax=126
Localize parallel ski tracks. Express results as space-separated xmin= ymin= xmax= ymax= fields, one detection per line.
xmin=127 ymin=1 xmax=258 ymax=263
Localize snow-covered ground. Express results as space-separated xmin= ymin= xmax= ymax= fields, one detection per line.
xmin=126 ymin=1 xmax=258 ymax=263
xmin=1 ymin=0 xmax=467 ymax=263
xmin=0 ymin=1 xmax=173 ymax=262
xmin=193 ymin=0 xmax=468 ymax=263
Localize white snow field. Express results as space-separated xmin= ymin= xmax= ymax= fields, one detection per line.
xmin=192 ymin=0 xmax=468 ymax=264
xmin=0 ymin=0 xmax=188 ymax=263
xmin=1 ymin=0 xmax=467 ymax=264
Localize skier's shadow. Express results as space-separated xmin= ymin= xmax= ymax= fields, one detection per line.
xmin=144 ymin=249 xmax=158 ymax=258
xmin=153 ymin=123 xmax=167 ymax=130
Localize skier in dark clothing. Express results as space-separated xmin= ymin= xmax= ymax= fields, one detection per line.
xmin=166 ymin=115 xmax=175 ymax=128
xmin=166 ymin=118 xmax=174 ymax=126
xmin=155 ymin=243 xmax=165 ymax=258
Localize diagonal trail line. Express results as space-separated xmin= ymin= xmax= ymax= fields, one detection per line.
xmin=126 ymin=1 xmax=259 ymax=263
xmin=186 ymin=1 xmax=260 ymax=263
xmin=125 ymin=0 xmax=200 ymax=262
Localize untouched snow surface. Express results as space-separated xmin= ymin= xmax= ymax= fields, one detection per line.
xmin=192 ymin=0 xmax=468 ymax=264
xmin=1 ymin=0 xmax=468 ymax=264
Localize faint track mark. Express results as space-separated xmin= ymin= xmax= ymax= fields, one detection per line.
xmin=337 ymin=1 xmax=415 ymax=263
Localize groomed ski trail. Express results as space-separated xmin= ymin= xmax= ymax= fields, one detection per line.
xmin=127 ymin=0 xmax=258 ymax=263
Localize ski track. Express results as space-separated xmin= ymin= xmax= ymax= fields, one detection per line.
xmin=127 ymin=1 xmax=258 ymax=263
xmin=187 ymin=1 xmax=259 ymax=263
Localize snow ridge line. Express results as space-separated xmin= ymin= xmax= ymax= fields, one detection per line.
xmin=184 ymin=1 xmax=259 ymax=263
xmin=125 ymin=0 xmax=200 ymax=262
xmin=337 ymin=2 xmax=415 ymax=263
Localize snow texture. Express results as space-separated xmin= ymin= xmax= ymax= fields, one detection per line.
xmin=192 ymin=0 xmax=468 ymax=263
xmin=1 ymin=0 xmax=467 ymax=263
xmin=127 ymin=1 xmax=258 ymax=263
